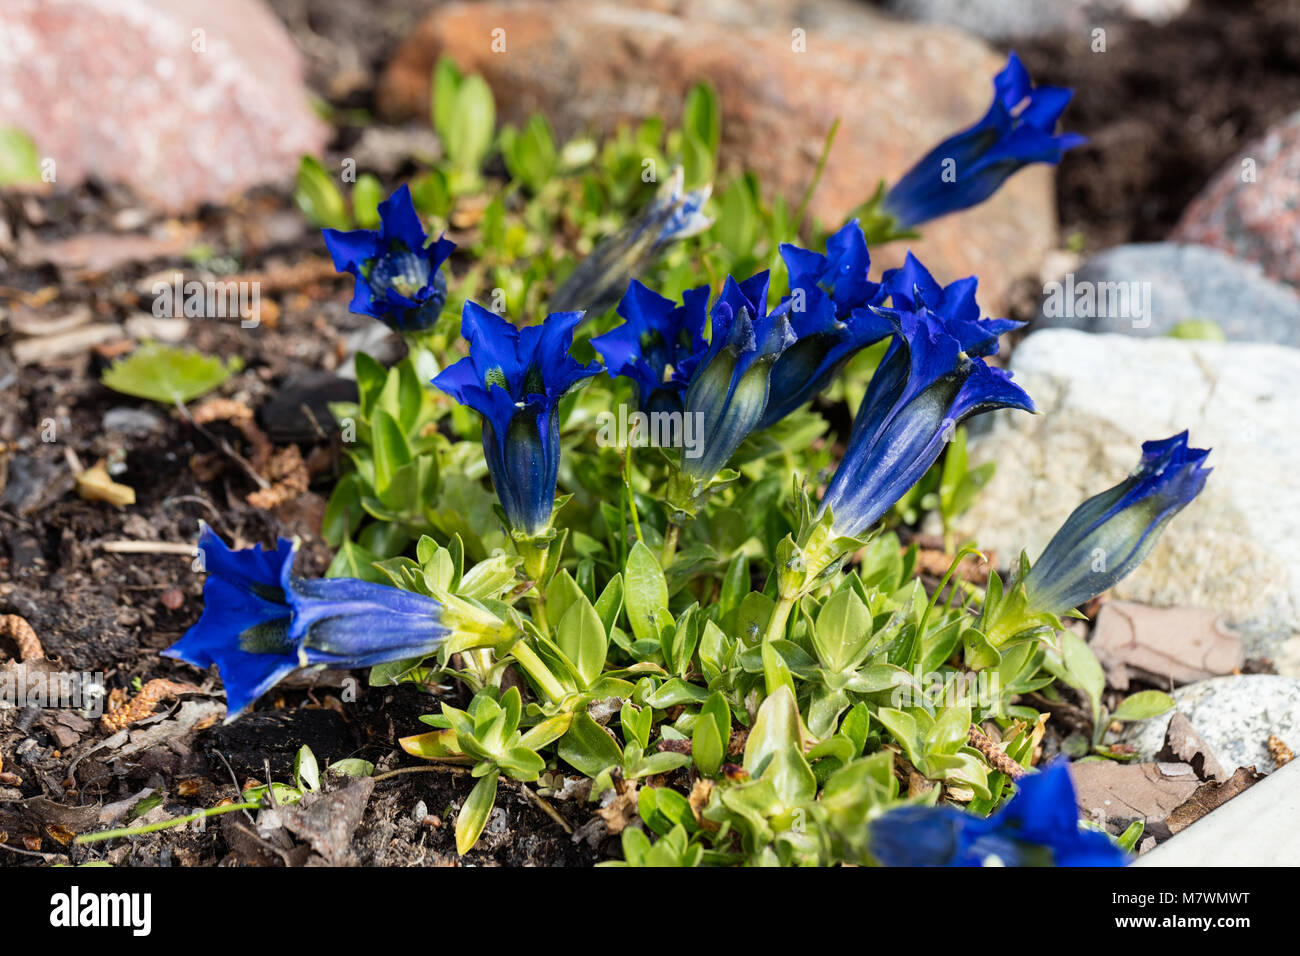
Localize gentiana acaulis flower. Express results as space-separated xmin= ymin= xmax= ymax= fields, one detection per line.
xmin=870 ymin=762 xmax=1127 ymax=867
xmin=817 ymin=288 xmax=1032 ymax=543
xmin=322 ymin=184 xmax=457 ymax=334
xmin=1022 ymin=432 xmax=1211 ymax=618
xmin=591 ymin=279 xmax=709 ymax=416
xmin=163 ymin=525 xmax=473 ymax=721
xmin=881 ymin=52 xmax=1085 ymax=230
xmin=550 ymin=166 xmax=713 ymax=316
xmin=432 ymin=303 xmax=601 ymax=538
xmin=678 ymin=271 xmax=795 ymax=484
xmin=758 ymin=220 xmax=892 ymax=430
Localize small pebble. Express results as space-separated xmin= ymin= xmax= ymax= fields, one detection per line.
xmin=160 ymin=588 xmax=185 ymax=611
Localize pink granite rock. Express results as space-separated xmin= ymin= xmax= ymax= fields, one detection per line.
xmin=377 ymin=0 xmax=1059 ymax=311
xmin=1173 ymin=111 xmax=1300 ymax=290
xmin=0 ymin=0 xmax=328 ymax=212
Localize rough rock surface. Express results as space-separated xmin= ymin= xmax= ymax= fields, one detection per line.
xmin=1032 ymin=243 xmax=1300 ymax=346
xmin=955 ymin=329 xmax=1300 ymax=673
xmin=1174 ymin=111 xmax=1300 ymax=291
xmin=1120 ymin=675 xmax=1300 ymax=773
xmin=377 ymin=0 xmax=1058 ymax=310
xmin=0 ymin=0 xmax=328 ymax=212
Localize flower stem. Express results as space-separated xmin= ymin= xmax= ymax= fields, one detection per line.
xmin=763 ymin=595 xmax=795 ymax=646
xmin=661 ymin=521 xmax=680 ymax=567
xmin=507 ymin=639 xmax=568 ymax=705
xmin=76 ymin=801 xmax=259 ymax=844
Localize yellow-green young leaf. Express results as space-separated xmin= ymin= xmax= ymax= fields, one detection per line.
xmin=692 ymin=692 xmax=731 ymax=777
xmin=455 ymin=772 xmax=499 ymax=855
xmin=623 ymin=541 xmax=668 ymax=644
xmin=100 ymin=342 xmax=232 ymax=405
xmin=0 ymin=127 xmax=42 ymax=186
xmin=1110 ymin=690 xmax=1175 ymax=723
xmin=447 ymin=74 xmax=496 ymax=172
xmin=556 ymin=595 xmax=608 ymax=689
xmin=294 ymin=155 xmax=350 ymax=230
xmin=1061 ymin=631 xmax=1106 ymax=722
xmin=352 ymin=173 xmax=384 ymax=229
xmin=744 ymin=684 xmax=801 ymax=777
xmin=431 ymin=57 xmax=462 ymax=142
xmin=557 ymin=711 xmax=623 ymax=778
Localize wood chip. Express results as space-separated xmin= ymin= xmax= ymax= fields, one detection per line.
xmin=1267 ymin=734 xmax=1294 ymax=768
xmin=11 ymin=323 xmax=122 ymax=365
xmin=0 ymin=614 xmax=44 ymax=662
xmin=99 ymin=679 xmax=203 ymax=733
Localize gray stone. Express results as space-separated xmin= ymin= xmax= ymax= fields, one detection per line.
xmin=1033 ymin=243 xmax=1300 ymax=346
xmin=1120 ymin=675 xmax=1300 ymax=773
xmin=954 ymin=329 xmax=1300 ymax=673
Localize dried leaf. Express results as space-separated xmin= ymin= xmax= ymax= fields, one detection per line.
xmin=75 ymin=460 xmax=136 ymax=508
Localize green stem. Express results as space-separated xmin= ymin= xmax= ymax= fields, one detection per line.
xmin=76 ymin=802 xmax=259 ymax=844
xmin=661 ymin=521 xmax=680 ymax=567
xmin=508 ymin=639 xmax=568 ymax=705
xmin=623 ymin=444 xmax=643 ymax=544
xmin=763 ymin=595 xmax=795 ymax=646
xmin=517 ymin=536 xmax=551 ymax=637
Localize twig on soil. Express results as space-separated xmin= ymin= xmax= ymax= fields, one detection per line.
xmin=372 ymin=764 xmax=472 ymax=783
xmin=967 ymin=725 xmax=1028 ymax=781
xmin=99 ymin=540 xmax=198 ymax=555
xmin=519 ymin=784 xmax=573 ymax=835
xmin=76 ymin=801 xmax=260 ymax=844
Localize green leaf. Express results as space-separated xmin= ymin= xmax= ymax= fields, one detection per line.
xmin=623 ymin=541 xmax=668 ymax=645
xmin=0 ymin=127 xmax=42 ymax=186
xmin=692 ymin=692 xmax=731 ymax=777
xmin=101 ymin=343 xmax=232 ymax=405
xmin=556 ymin=595 xmax=608 ymax=689
xmin=431 ymin=57 xmax=462 ymax=143
xmin=1061 ymin=630 xmax=1106 ymax=726
xmin=455 ymin=772 xmax=499 ymax=855
xmin=294 ymin=746 xmax=320 ymax=792
xmin=294 ymin=155 xmax=350 ymax=230
xmin=743 ymin=684 xmax=801 ymax=778
xmin=1110 ymin=690 xmax=1175 ymax=723
xmin=447 ymin=74 xmax=496 ymax=174
xmin=352 ymin=173 xmax=384 ymax=229
xmin=812 ymin=587 xmax=872 ymax=672
xmin=557 ymin=711 xmax=623 ymax=778
xmin=594 ymin=574 xmax=624 ymax=635
xmin=370 ymin=408 xmax=412 ymax=496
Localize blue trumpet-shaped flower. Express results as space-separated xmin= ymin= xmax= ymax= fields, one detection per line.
xmin=679 ymin=271 xmax=795 ymax=482
xmin=879 ymin=251 xmax=1022 ymax=357
xmin=551 ymin=166 xmax=713 ymax=316
xmin=433 ymin=304 xmax=601 ymax=536
xmin=591 ymin=279 xmax=710 ymax=416
xmin=870 ymin=762 xmax=1128 ymax=867
xmin=163 ymin=525 xmax=450 ymax=721
xmin=322 ymin=184 xmax=457 ymax=334
xmin=819 ymin=300 xmax=1033 ymax=540
xmin=882 ymin=53 xmax=1085 ymax=229
xmin=1020 ymin=432 xmax=1211 ymax=617
xmin=758 ymin=221 xmax=893 ymax=430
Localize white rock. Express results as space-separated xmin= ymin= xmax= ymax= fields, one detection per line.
xmin=955 ymin=329 xmax=1300 ymax=672
xmin=1119 ymin=675 xmax=1300 ymax=773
